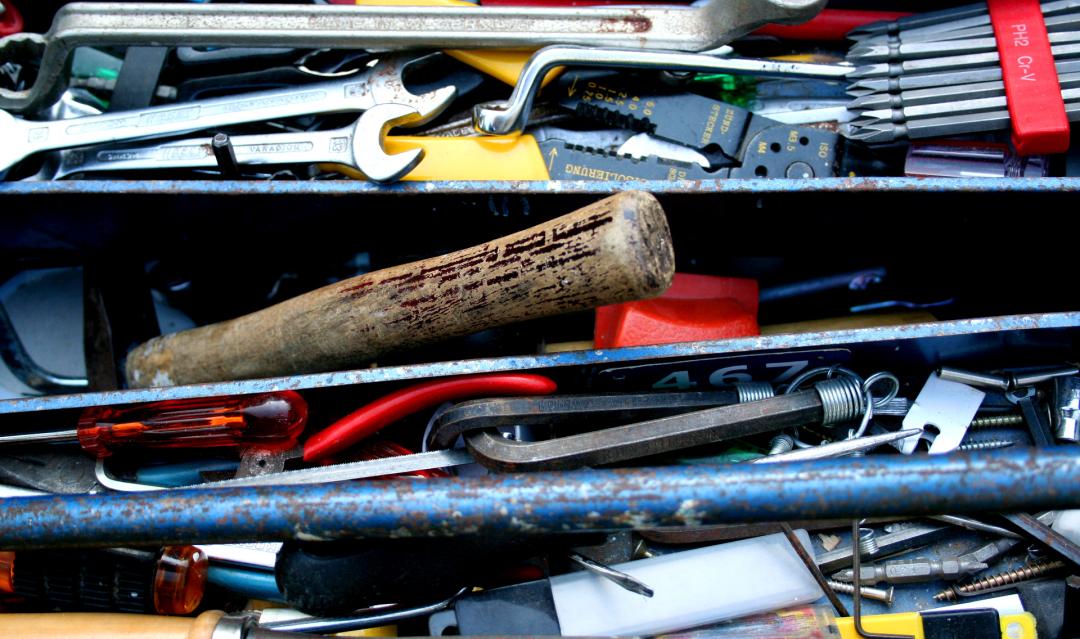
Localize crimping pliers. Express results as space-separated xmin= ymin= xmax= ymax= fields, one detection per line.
xmin=539 ymin=70 xmax=840 ymax=180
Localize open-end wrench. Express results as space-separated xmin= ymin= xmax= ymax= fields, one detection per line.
xmin=51 ymin=103 xmax=431 ymax=183
xmin=473 ymin=46 xmax=851 ymax=136
xmin=0 ymin=54 xmax=454 ymax=175
xmin=0 ymin=0 xmax=826 ymax=113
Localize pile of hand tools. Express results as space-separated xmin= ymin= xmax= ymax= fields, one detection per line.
xmin=0 ymin=1 xmax=1078 ymax=638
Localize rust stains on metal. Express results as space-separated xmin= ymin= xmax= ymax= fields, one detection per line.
xmin=596 ymin=12 xmax=651 ymax=33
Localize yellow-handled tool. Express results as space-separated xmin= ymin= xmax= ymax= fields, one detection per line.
xmin=836 ymin=610 xmax=1036 ymax=639
xmin=349 ymin=123 xmax=716 ymax=182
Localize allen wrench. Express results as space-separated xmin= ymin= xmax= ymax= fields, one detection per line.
xmin=780 ymin=522 xmax=848 ymax=617
xmin=851 ymin=519 xmax=914 ymax=639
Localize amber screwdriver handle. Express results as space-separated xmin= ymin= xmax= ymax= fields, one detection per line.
xmin=125 ymin=191 xmax=674 ymax=387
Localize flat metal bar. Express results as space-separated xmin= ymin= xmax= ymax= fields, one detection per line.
xmin=0 ymin=449 xmax=1076 ymax=550
xmin=428 ymin=391 xmax=740 ymax=450
xmin=8 ymin=178 xmax=1080 ymax=197
xmin=1001 ymin=512 xmax=1080 ymax=570
xmin=780 ymin=521 xmax=848 ymax=617
xmin=464 ymin=390 xmax=823 ymax=471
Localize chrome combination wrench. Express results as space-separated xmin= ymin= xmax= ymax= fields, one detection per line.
xmin=0 ymin=54 xmax=454 ymax=174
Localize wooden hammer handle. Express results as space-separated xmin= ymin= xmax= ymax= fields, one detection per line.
xmin=125 ymin=191 xmax=674 ymax=387
xmin=0 ymin=610 xmax=224 ymax=639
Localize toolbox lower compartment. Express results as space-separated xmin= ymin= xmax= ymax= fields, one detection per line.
xmin=0 ymin=178 xmax=1078 ymax=633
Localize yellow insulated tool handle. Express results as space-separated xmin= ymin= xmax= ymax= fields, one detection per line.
xmin=0 ymin=611 xmax=224 ymax=639
xmin=125 ymin=191 xmax=674 ymax=386
xmin=339 ymin=134 xmax=550 ymax=181
xmin=835 ymin=612 xmax=1037 ymax=639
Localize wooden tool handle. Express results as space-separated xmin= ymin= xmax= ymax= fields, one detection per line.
xmin=126 ymin=191 xmax=674 ymax=387
xmin=0 ymin=610 xmax=224 ymax=639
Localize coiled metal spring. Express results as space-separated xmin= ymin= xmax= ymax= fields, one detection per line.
xmin=815 ymin=376 xmax=867 ymax=426
xmin=734 ymin=381 xmax=775 ymax=404
xmin=768 ymin=435 xmax=795 ymax=455
xmin=857 ymin=527 xmax=879 ymax=557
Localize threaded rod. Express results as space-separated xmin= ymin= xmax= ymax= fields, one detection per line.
xmin=969 ymin=415 xmax=1024 ymax=429
xmin=934 ymin=560 xmax=1065 ymax=601
xmin=957 ymin=440 xmax=1015 ymax=452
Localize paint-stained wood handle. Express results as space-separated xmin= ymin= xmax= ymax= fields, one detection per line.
xmin=126 ymin=191 xmax=674 ymax=387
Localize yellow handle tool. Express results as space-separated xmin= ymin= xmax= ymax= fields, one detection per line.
xmin=836 ymin=611 xmax=1037 ymax=639
xmin=334 ymin=133 xmax=702 ymax=182
xmin=328 ymin=134 xmax=550 ymax=181
xmin=354 ymin=0 xmax=562 ymax=86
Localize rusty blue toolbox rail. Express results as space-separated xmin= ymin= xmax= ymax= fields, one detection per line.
xmin=3 ymin=177 xmax=1080 ymax=195
xmin=0 ymin=311 xmax=1076 ymax=413
xmin=0 ymin=448 xmax=1077 ymax=549
xmin=0 ymin=311 xmax=1075 ymax=414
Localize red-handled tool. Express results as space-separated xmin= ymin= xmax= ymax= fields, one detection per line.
xmin=0 ymin=392 xmax=308 ymax=458
xmin=303 ymin=373 xmax=557 ymax=462
xmin=987 ymin=0 xmax=1070 ymax=154
xmin=0 ymin=1 xmax=23 ymax=37
xmin=595 ymin=273 xmax=759 ymax=349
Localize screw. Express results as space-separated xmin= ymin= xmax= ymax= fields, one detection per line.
xmin=827 ymin=579 xmax=894 ymax=604
xmin=969 ymin=415 xmax=1024 ymax=429
xmin=933 ymin=560 xmax=1066 ymax=601
xmin=957 ymin=439 xmax=1015 ymax=452
xmin=768 ymin=435 xmax=794 ymax=455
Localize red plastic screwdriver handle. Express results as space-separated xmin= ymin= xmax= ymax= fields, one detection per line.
xmin=988 ymin=0 xmax=1070 ymax=154
xmin=303 ymin=374 xmax=558 ymax=462
xmin=76 ymin=391 xmax=308 ymax=457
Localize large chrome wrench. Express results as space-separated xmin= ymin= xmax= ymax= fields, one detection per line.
xmin=52 ymin=103 xmax=429 ymax=183
xmin=0 ymin=54 xmax=454 ymax=174
xmin=0 ymin=0 xmax=826 ymax=113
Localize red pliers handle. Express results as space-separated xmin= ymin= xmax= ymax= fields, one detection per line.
xmin=303 ymin=373 xmax=557 ymax=462
xmin=0 ymin=1 xmax=24 ymax=37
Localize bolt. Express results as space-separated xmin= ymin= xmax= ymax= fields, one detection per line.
xmin=827 ymin=579 xmax=894 ymax=605
xmin=957 ymin=439 xmax=1015 ymax=452
xmin=768 ymin=435 xmax=794 ymax=455
xmin=969 ymin=415 xmax=1024 ymax=429
xmin=933 ymin=560 xmax=1066 ymax=601
xmin=833 ymin=557 xmax=987 ymax=585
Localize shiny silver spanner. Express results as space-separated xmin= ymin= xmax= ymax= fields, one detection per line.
xmin=0 ymin=0 xmax=826 ymax=113
xmin=0 ymin=54 xmax=454 ymax=175
xmin=53 ymin=103 xmax=430 ymax=183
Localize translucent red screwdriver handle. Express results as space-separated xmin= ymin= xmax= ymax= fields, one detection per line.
xmin=76 ymin=391 xmax=308 ymax=457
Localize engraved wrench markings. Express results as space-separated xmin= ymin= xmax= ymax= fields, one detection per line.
xmin=55 ymin=103 xmax=428 ymax=183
